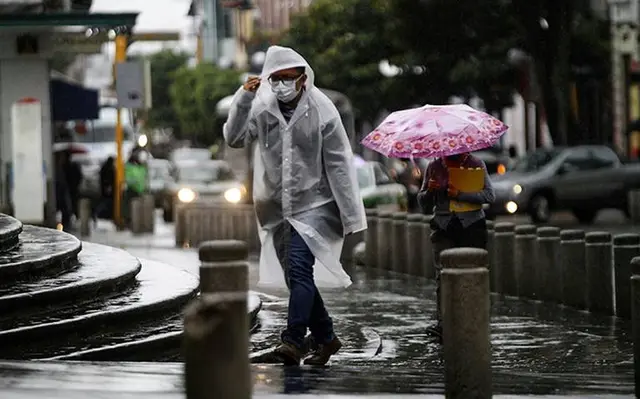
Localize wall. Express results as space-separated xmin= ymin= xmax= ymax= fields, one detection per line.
xmin=0 ymin=31 xmax=54 ymax=224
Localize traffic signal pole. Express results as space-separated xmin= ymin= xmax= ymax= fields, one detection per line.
xmin=114 ymin=34 xmax=127 ymax=229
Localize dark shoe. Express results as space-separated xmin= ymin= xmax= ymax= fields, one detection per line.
xmin=303 ymin=337 xmax=342 ymax=366
xmin=273 ymin=342 xmax=302 ymax=366
xmin=425 ymin=324 xmax=442 ymax=343
xmin=301 ymin=334 xmax=319 ymax=356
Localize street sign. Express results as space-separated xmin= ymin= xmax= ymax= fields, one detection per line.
xmin=115 ymin=60 xmax=152 ymax=109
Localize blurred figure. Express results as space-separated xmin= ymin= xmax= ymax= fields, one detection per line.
xmin=417 ymin=152 xmax=495 ymax=341
xmin=395 ymin=158 xmax=421 ymax=212
xmin=64 ymin=151 xmax=82 ymax=220
xmin=96 ymin=156 xmax=115 ymax=220
xmin=122 ymin=149 xmax=149 ymax=226
xmin=54 ymin=149 xmax=73 ymax=230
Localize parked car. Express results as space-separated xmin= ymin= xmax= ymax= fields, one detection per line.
xmin=488 ymin=145 xmax=640 ymax=223
xmin=358 ymin=160 xmax=408 ymax=210
xmin=162 ymin=160 xmax=245 ymax=222
xmin=168 ymin=148 xmax=212 ymax=164
xmin=148 ymin=159 xmax=172 ymax=208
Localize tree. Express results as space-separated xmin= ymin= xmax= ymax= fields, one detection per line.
xmin=389 ymin=0 xmax=522 ymax=112
xmin=282 ymin=0 xmax=409 ymax=128
xmin=143 ymin=50 xmax=189 ymax=134
xmin=170 ymin=63 xmax=241 ymax=145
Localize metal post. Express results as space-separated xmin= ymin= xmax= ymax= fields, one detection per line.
xmin=494 ymin=222 xmax=515 ymax=296
xmin=514 ymin=225 xmax=537 ymax=299
xmin=585 ymin=232 xmax=614 ymax=315
xmin=391 ymin=212 xmax=408 ymax=273
xmin=113 ymin=35 xmax=127 ymax=229
xmin=184 ymin=240 xmax=251 ymax=399
xmin=441 ymin=247 xmax=492 ymax=398
xmin=78 ymin=197 xmax=91 ymax=238
xmin=614 ymin=233 xmax=640 ymax=318
xmin=537 ymin=227 xmax=561 ymax=303
xmin=364 ymin=209 xmax=378 ymax=269
xmin=560 ymin=229 xmax=586 ymax=310
xmin=406 ymin=214 xmax=423 ymax=276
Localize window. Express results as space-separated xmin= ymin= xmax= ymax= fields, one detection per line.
xmin=513 ymin=148 xmax=562 ymax=172
xmin=563 ymin=148 xmax=594 ymax=171
xmin=590 ymin=146 xmax=619 ymax=169
xmin=356 ymin=164 xmax=376 ymax=189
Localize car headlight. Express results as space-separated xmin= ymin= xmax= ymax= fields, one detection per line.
xmin=137 ymin=134 xmax=148 ymax=147
xmin=224 ymin=187 xmax=243 ymax=204
xmin=513 ymin=184 xmax=522 ymax=194
xmin=177 ymin=188 xmax=196 ymax=203
xmin=506 ymin=201 xmax=518 ymax=214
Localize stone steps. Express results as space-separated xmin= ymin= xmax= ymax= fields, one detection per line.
xmin=0 ymin=212 xmax=262 ymax=361
xmin=0 ymin=242 xmax=141 ymax=311
xmin=0 ymin=213 xmax=21 ymax=252
xmin=0 ymin=258 xmax=198 ymax=358
xmin=46 ymin=292 xmax=263 ymax=362
xmin=0 ymin=225 xmax=81 ymax=280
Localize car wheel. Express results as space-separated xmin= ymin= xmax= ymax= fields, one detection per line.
xmin=163 ymin=207 xmax=174 ymax=223
xmin=529 ymin=194 xmax=551 ymax=224
xmin=572 ymin=209 xmax=597 ymax=225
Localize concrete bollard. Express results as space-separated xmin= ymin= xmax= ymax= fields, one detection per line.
xmin=130 ymin=197 xmax=144 ymax=235
xmin=493 ymin=222 xmax=515 ymax=295
xmin=560 ymin=229 xmax=586 ymax=310
xmin=184 ymin=240 xmax=251 ymax=399
xmin=377 ymin=211 xmax=393 ymax=271
xmin=585 ymin=232 xmax=613 ymax=315
xmin=175 ymin=203 xmax=187 ymax=247
xmin=632 ymin=275 xmax=640 ymax=397
xmin=537 ymin=227 xmax=562 ymax=303
xmin=406 ymin=214 xmax=424 ymax=276
xmin=364 ymin=209 xmax=378 ymax=269
xmin=142 ymin=194 xmax=155 ymax=234
xmin=486 ymin=220 xmax=495 ymax=291
xmin=614 ymin=234 xmax=640 ymax=318
xmin=391 ymin=212 xmax=408 ymax=273
xmin=514 ymin=224 xmax=538 ymax=299
xmin=422 ymin=215 xmax=434 ymax=278
xmin=78 ymin=197 xmax=92 ymax=238
xmin=440 ymin=247 xmax=492 ymax=399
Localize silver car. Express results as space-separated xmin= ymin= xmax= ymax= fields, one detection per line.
xmin=489 ymin=145 xmax=640 ymax=224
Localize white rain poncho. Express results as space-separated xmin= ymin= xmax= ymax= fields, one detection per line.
xmin=223 ymin=45 xmax=367 ymax=288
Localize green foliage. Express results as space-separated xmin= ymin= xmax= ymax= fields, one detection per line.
xmin=143 ymin=50 xmax=189 ymax=134
xmin=169 ymin=63 xmax=241 ymax=145
xmin=282 ymin=0 xmax=402 ymax=124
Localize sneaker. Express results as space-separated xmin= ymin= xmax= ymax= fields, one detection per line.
xmin=303 ymin=337 xmax=342 ymax=366
xmin=273 ymin=342 xmax=302 ymax=366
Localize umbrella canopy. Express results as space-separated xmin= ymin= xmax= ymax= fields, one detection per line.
xmin=361 ymin=104 xmax=508 ymax=159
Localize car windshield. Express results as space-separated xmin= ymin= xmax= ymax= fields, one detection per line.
xmin=356 ymin=164 xmax=376 ymax=189
xmin=177 ymin=164 xmax=235 ymax=183
xmin=170 ymin=148 xmax=211 ymax=163
xmin=75 ymin=124 xmax=133 ymax=143
xmin=512 ymin=148 xmax=563 ymax=173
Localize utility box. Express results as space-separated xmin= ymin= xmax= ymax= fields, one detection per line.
xmin=115 ymin=60 xmax=152 ymax=109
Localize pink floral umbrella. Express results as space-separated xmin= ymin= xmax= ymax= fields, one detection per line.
xmin=361 ymin=104 xmax=508 ymax=159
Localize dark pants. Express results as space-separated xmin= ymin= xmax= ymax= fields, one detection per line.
xmin=276 ymin=224 xmax=335 ymax=350
xmin=431 ymin=217 xmax=488 ymax=325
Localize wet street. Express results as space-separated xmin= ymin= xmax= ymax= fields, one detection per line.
xmin=56 ymin=213 xmax=639 ymax=396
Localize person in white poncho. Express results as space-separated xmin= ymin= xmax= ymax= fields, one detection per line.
xmin=223 ymin=46 xmax=367 ymax=365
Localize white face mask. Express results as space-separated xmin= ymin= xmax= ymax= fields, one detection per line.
xmin=270 ymin=77 xmax=302 ymax=103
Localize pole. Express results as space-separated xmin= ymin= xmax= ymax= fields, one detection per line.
xmin=114 ymin=35 xmax=127 ymax=229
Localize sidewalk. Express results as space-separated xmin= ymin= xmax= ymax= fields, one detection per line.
xmin=82 ymin=217 xmax=635 ymax=396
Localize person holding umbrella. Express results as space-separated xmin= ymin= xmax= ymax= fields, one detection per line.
xmin=361 ymin=104 xmax=506 ymax=341
xmin=418 ymin=152 xmax=495 ymax=340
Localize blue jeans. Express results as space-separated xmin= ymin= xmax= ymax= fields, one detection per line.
xmin=280 ymin=227 xmax=335 ymax=350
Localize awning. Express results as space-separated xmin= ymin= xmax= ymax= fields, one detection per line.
xmin=50 ymin=78 xmax=99 ymax=122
